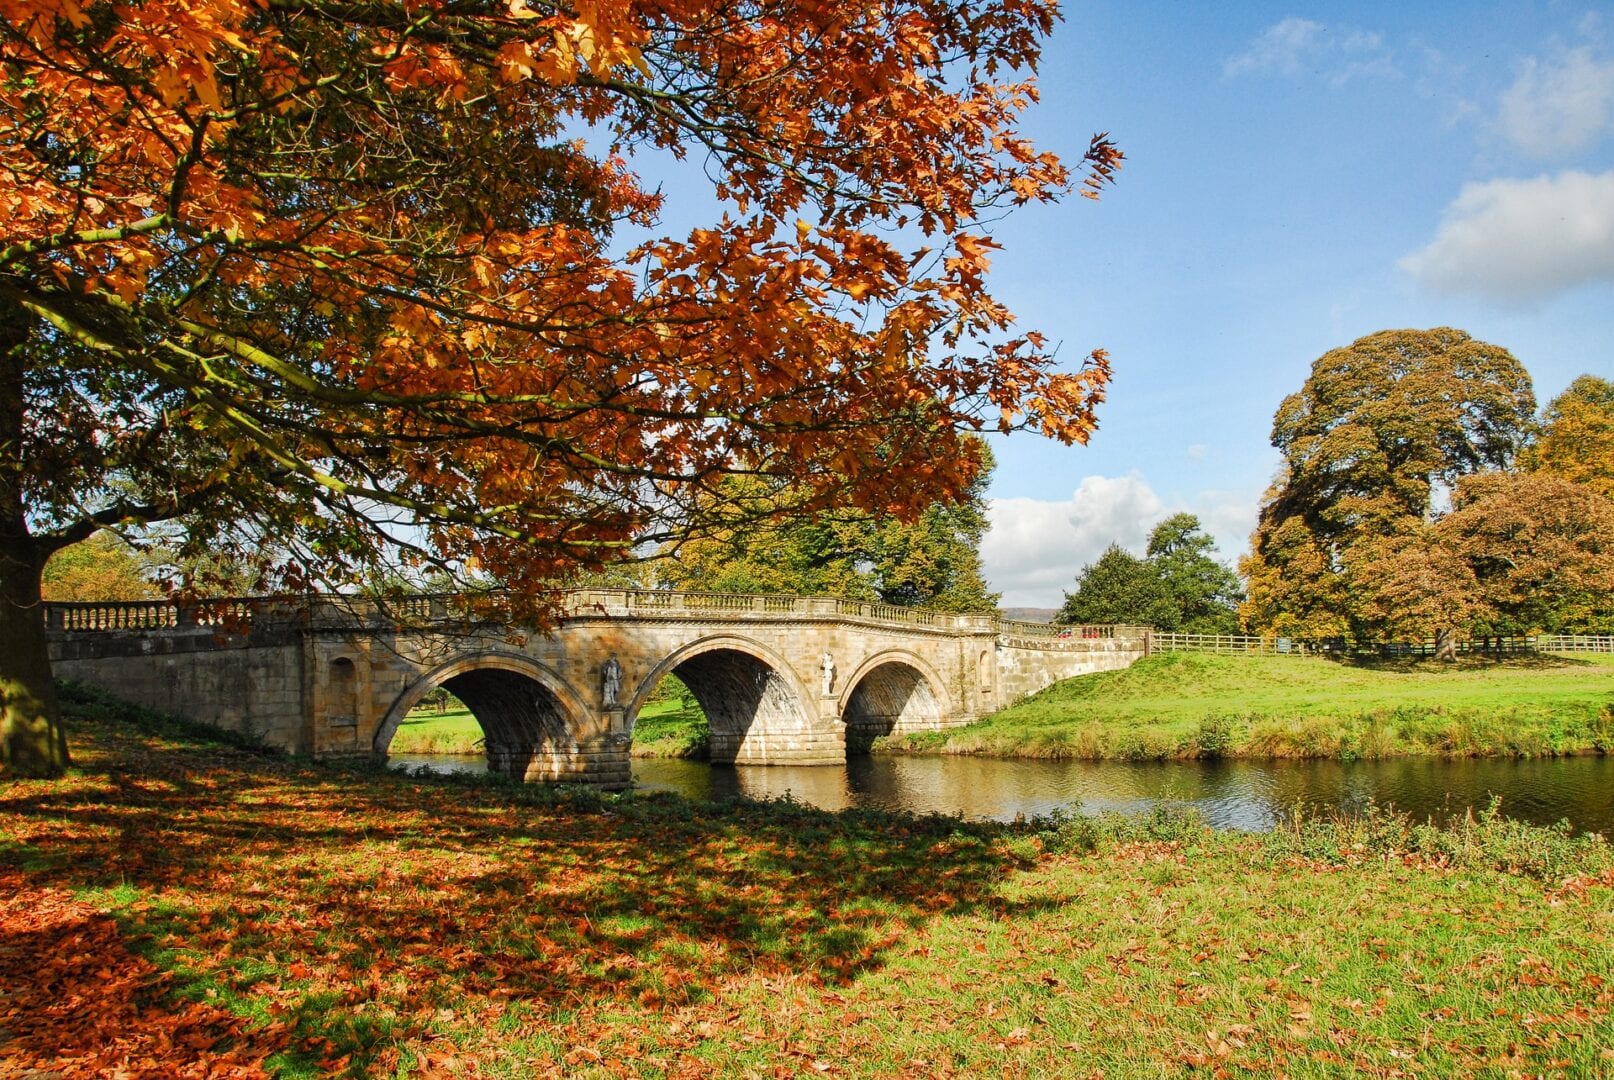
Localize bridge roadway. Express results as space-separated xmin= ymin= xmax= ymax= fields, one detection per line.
xmin=45 ymin=590 xmax=1150 ymax=787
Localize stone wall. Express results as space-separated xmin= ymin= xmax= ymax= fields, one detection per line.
xmin=50 ymin=626 xmax=307 ymax=751
xmin=993 ymin=634 xmax=1148 ymax=705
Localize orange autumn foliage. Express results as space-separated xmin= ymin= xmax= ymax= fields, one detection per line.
xmin=1 ymin=0 xmax=1117 ymax=573
xmin=1 ymin=0 xmax=1118 ymax=774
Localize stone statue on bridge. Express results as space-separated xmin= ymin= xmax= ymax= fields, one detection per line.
xmin=820 ymin=651 xmax=835 ymax=696
xmin=601 ymin=655 xmax=622 ymax=707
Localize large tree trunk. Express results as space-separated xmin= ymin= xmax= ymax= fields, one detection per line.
xmin=1434 ymin=626 xmax=1458 ymax=663
xmin=0 ymin=299 xmax=67 ymax=778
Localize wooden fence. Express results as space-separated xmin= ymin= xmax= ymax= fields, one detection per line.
xmin=1149 ymin=632 xmax=1614 ymax=658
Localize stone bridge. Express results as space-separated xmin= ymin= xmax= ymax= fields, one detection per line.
xmin=45 ymin=590 xmax=1150 ymax=787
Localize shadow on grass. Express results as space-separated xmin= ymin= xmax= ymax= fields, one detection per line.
xmin=0 ymin=691 xmax=1023 ymax=1074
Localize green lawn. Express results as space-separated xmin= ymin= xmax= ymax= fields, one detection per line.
xmin=389 ymin=705 xmax=483 ymax=754
xmin=389 ymin=698 xmax=709 ymax=758
xmin=2 ymin=685 xmax=1611 ymax=1076
xmin=884 ymin=650 xmax=1614 ymax=761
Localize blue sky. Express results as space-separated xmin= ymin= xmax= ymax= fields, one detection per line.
xmin=975 ymin=2 xmax=1614 ymax=606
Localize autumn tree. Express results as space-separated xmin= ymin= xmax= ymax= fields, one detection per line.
xmin=1523 ymin=375 xmax=1614 ymax=498
xmin=1241 ymin=329 xmax=1536 ymax=641
xmin=0 ymin=0 xmax=1121 ymax=775
xmin=40 ymin=532 xmax=159 ymax=602
xmin=1437 ymin=471 xmax=1614 ymax=636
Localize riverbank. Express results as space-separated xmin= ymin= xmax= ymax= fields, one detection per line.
xmin=882 ymin=650 xmax=1614 ymax=762
xmin=4 ymin=685 xmax=1611 ymax=1075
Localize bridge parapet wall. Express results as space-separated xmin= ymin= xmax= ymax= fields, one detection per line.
xmin=994 ymin=627 xmax=1150 ymax=705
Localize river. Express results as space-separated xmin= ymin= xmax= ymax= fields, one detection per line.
xmin=390 ymin=751 xmax=1614 ymax=835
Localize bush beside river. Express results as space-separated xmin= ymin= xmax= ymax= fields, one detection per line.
xmin=2 ymin=684 xmax=1611 ymax=1075
xmin=882 ymin=651 xmax=1614 ymax=762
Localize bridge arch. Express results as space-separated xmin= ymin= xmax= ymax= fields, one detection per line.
xmin=375 ymin=652 xmax=591 ymax=779
xmin=839 ymin=650 xmax=953 ymax=755
xmin=629 ymin=634 xmax=832 ymax=765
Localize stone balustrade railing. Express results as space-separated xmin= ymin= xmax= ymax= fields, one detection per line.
xmin=43 ymin=589 xmax=1131 ymax=641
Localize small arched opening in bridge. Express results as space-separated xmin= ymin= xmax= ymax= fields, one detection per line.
xmin=631 ymin=639 xmax=817 ymax=765
xmin=374 ymin=655 xmax=582 ymax=780
xmin=842 ymin=656 xmax=946 ymax=756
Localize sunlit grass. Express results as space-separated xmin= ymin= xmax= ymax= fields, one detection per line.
xmin=2 ymin=688 xmax=1611 ymax=1076
xmin=887 ymin=651 xmax=1614 ymax=761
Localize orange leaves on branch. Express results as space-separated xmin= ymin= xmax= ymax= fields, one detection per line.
xmin=3 ymin=0 xmax=1117 ymax=607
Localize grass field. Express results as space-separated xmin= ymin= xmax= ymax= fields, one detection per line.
xmin=2 ymin=684 xmax=1611 ymax=1076
xmin=389 ymin=698 xmax=707 ymax=758
xmin=882 ymin=650 xmax=1614 ymax=761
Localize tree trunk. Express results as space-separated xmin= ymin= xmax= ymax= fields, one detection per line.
xmin=0 ymin=298 xmax=67 ymax=778
xmin=1434 ymin=626 xmax=1457 ymax=663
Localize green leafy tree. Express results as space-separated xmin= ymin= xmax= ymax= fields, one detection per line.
xmin=1242 ymin=328 xmax=1536 ymax=640
xmin=1058 ymin=514 xmax=1239 ymax=631
xmin=1145 ymin=514 xmax=1243 ymax=633
xmin=1056 ymin=545 xmax=1171 ymax=627
xmin=655 ymin=441 xmax=999 ymax=613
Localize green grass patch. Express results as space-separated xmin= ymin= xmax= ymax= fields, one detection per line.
xmin=628 ymin=695 xmax=709 ymax=759
xmin=389 ymin=705 xmax=484 ymax=755
xmin=2 ymin=691 xmax=1612 ymax=1076
xmin=887 ymin=650 xmax=1614 ymax=762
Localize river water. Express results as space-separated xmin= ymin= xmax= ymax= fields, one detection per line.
xmin=390 ymin=751 xmax=1614 ymax=836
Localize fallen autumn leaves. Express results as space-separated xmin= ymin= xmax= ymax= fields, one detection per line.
xmin=2 ymin=686 xmax=1612 ymax=1077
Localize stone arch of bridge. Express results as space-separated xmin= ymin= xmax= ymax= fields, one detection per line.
xmin=839 ymin=650 xmax=952 ymax=756
xmin=627 ymin=634 xmax=832 ymax=765
xmin=373 ymin=652 xmax=590 ymax=778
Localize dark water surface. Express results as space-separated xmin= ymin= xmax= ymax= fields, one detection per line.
xmin=389 ymin=752 xmax=1614 ymax=835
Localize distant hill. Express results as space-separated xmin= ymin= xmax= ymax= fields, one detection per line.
xmin=999 ymin=606 xmax=1058 ymax=624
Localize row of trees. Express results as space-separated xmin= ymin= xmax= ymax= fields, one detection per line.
xmin=1240 ymin=330 xmax=1614 ymax=655
xmin=1055 ymin=332 xmax=1612 ymax=652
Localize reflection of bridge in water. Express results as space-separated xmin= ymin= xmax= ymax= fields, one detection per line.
xmin=46 ymin=590 xmax=1149 ymax=787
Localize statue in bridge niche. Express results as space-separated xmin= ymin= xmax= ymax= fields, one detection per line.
xmin=820 ymin=651 xmax=835 ymax=696
xmin=601 ymin=655 xmax=622 ymax=707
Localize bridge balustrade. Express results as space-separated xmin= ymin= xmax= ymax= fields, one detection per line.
xmin=45 ymin=589 xmax=1148 ymax=640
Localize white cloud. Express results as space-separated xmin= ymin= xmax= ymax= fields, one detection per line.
xmin=982 ymin=476 xmax=1259 ymax=609
xmin=1224 ymin=17 xmax=1395 ymax=84
xmin=1498 ymin=46 xmax=1614 ymax=158
xmin=1399 ymin=170 xmax=1614 ymax=306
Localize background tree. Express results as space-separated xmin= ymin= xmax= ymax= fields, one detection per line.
xmin=654 ymin=439 xmax=1000 ymax=613
xmin=1057 ymin=514 xmax=1239 ymax=630
xmin=1523 ymin=375 xmax=1614 ymax=498
xmin=1241 ymin=328 xmax=1536 ymax=641
xmin=1 ymin=0 xmax=1120 ymax=775
xmin=1056 ymin=544 xmax=1170 ymax=627
xmin=1144 ymin=513 xmax=1242 ymax=633
xmin=40 ymin=532 xmax=159 ymax=602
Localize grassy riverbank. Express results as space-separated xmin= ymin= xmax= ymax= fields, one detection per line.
xmin=390 ymin=698 xmax=705 ymax=759
xmin=3 ymin=685 xmax=1611 ymax=1076
xmin=885 ymin=651 xmax=1614 ymax=762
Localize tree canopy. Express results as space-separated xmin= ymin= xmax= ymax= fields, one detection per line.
xmin=1058 ymin=514 xmax=1239 ymax=632
xmin=1242 ymin=328 xmax=1536 ymax=643
xmin=1524 ymin=375 xmax=1614 ymax=498
xmin=654 ymin=439 xmax=1000 ymax=613
xmin=1 ymin=0 xmax=1120 ymax=774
